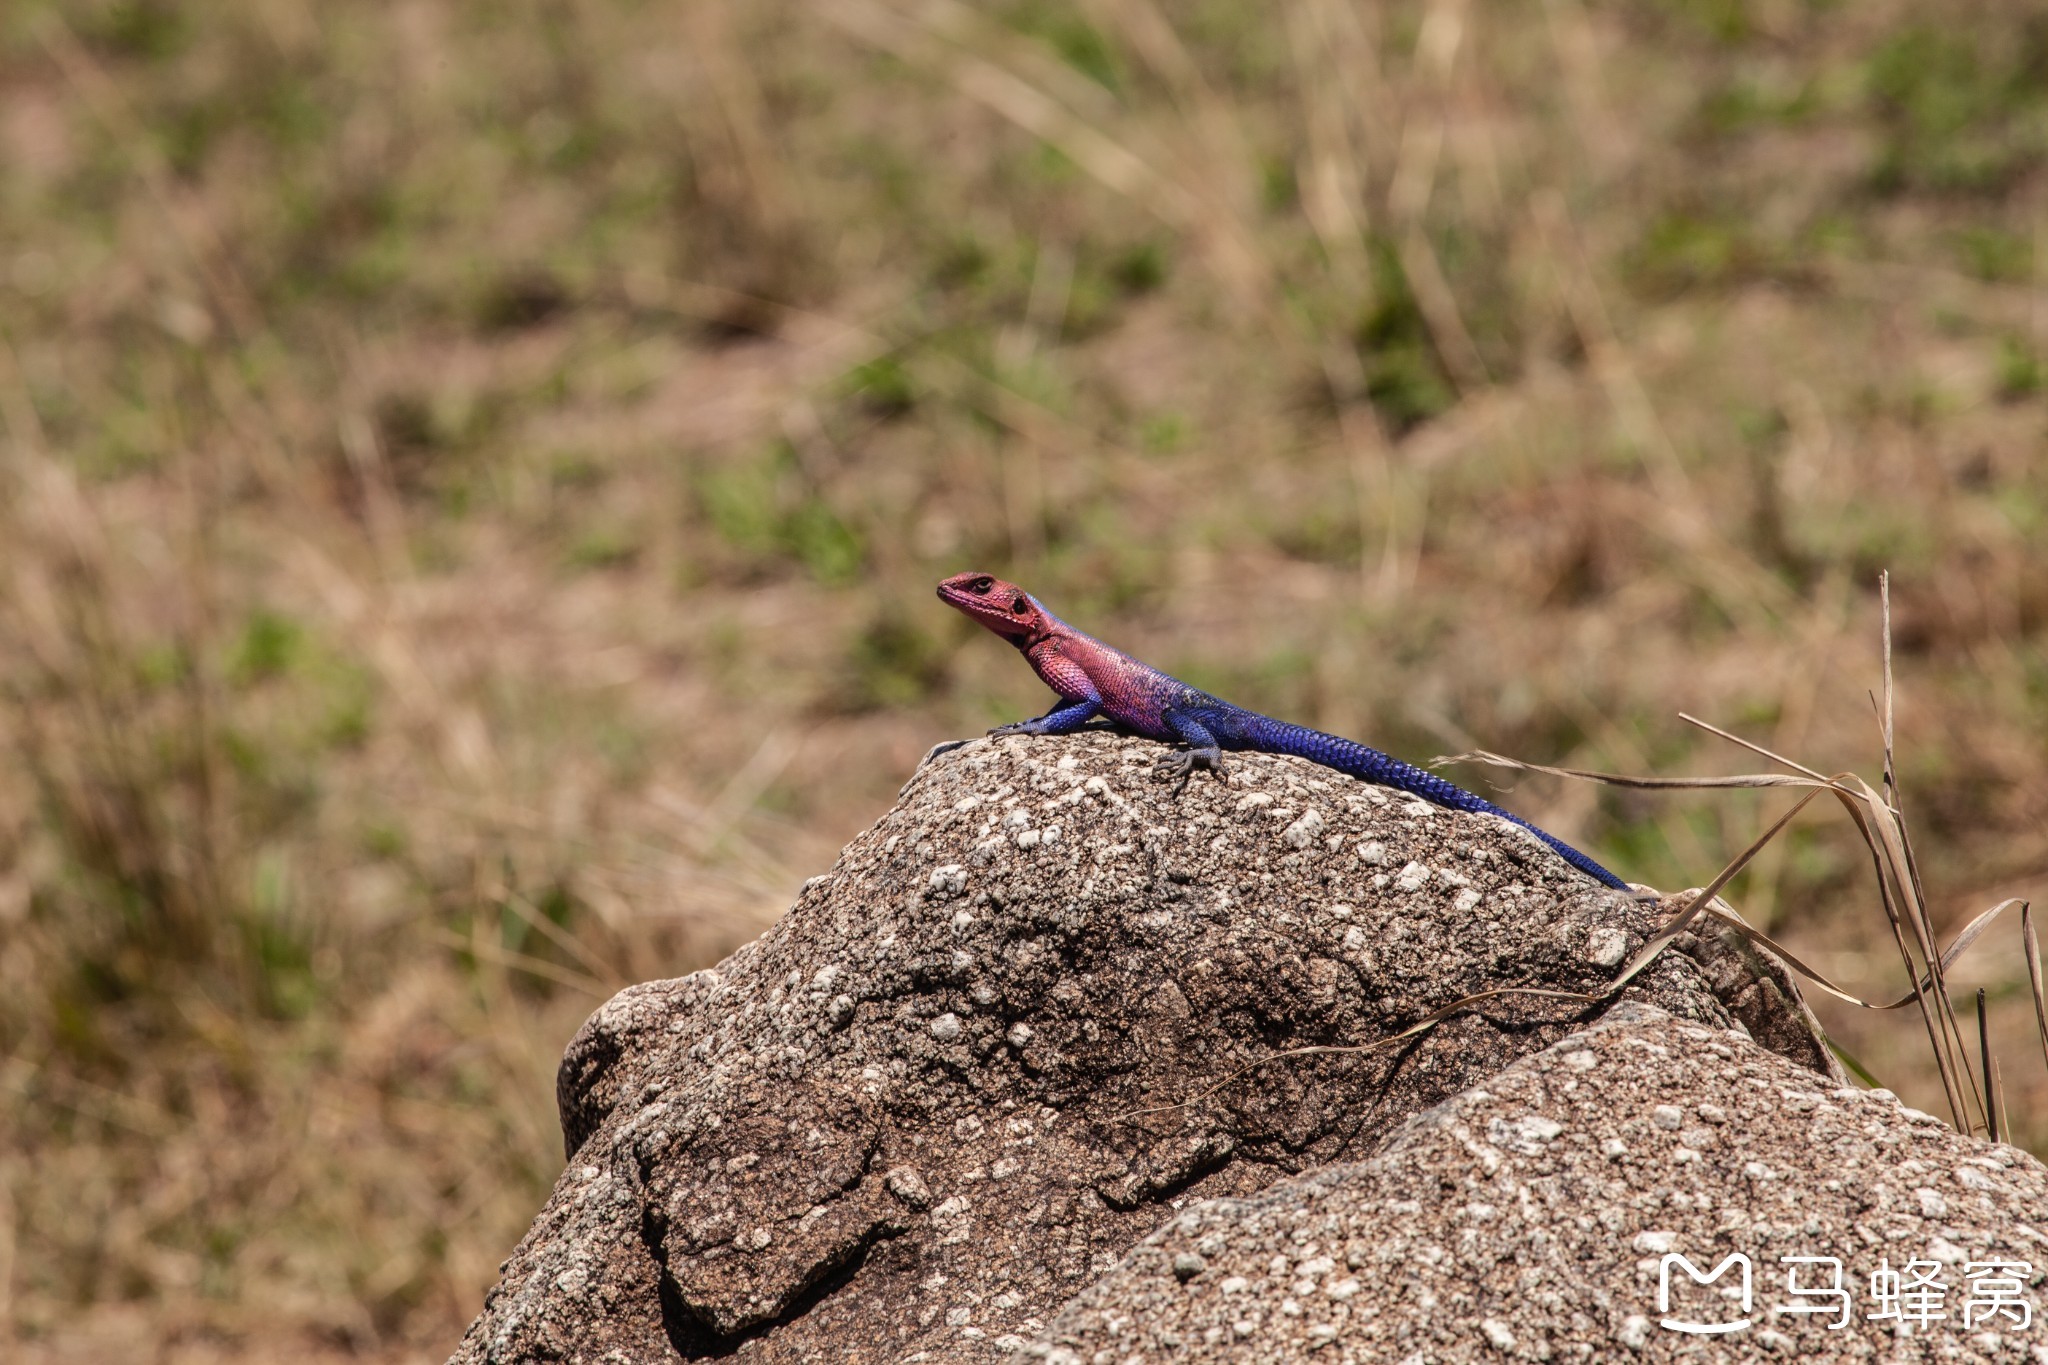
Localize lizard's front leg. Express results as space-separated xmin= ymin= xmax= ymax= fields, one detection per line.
xmin=1156 ymin=709 xmax=1226 ymax=793
xmin=989 ymin=698 xmax=1101 ymax=737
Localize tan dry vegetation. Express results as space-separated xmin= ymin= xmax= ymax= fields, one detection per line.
xmin=1 ymin=0 xmax=2045 ymax=1359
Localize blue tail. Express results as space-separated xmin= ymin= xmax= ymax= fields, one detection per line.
xmin=1225 ymin=715 xmax=1628 ymax=890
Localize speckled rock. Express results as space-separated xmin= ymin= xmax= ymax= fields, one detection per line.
xmin=1029 ymin=1003 xmax=2048 ymax=1364
xmin=450 ymin=733 xmax=1833 ymax=1364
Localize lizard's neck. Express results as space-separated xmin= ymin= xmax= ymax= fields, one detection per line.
xmin=1017 ymin=624 xmax=1065 ymax=656
xmin=1011 ymin=596 xmax=1075 ymax=655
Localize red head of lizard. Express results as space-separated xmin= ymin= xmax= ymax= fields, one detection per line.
xmin=936 ymin=572 xmax=1052 ymax=646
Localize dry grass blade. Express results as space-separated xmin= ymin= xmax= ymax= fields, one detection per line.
xmin=1995 ymin=1056 xmax=2011 ymax=1149
xmin=1872 ymin=572 xmax=1982 ymax=1130
xmin=1978 ymin=988 xmax=1998 ymax=1144
xmin=1600 ymin=785 xmax=1834 ymax=987
xmin=1446 ymin=643 xmax=2022 ymax=1140
xmin=2024 ymin=902 xmax=2048 ymax=1078
xmin=1688 ymin=897 xmax=2025 ymax=1014
xmin=1437 ymin=749 xmax=1828 ymax=791
xmin=1840 ymin=771 xmax=1973 ymax=1129
xmin=1676 ymin=713 xmax=1836 ymax=785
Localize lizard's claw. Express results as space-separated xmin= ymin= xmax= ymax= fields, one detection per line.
xmin=1154 ymin=747 xmax=1226 ymax=795
xmin=987 ymin=722 xmax=1033 ymax=738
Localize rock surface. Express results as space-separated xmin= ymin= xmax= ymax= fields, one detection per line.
xmin=451 ymin=733 xmax=1836 ymax=1363
xmin=1033 ymin=1003 xmax=2048 ymax=1364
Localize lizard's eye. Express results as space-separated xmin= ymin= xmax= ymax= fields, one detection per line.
xmin=1010 ymin=596 xmax=1032 ymax=614
xmin=969 ymin=577 xmax=994 ymax=595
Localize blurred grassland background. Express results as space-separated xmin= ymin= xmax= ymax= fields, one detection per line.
xmin=1 ymin=0 xmax=2046 ymax=1358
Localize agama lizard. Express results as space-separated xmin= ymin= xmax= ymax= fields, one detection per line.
xmin=938 ymin=571 xmax=1628 ymax=890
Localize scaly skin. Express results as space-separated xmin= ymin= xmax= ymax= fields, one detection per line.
xmin=937 ymin=571 xmax=1628 ymax=891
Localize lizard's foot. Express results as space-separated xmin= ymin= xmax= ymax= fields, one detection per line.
xmin=987 ymin=721 xmax=1037 ymax=738
xmin=1154 ymin=747 xmax=1226 ymax=794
